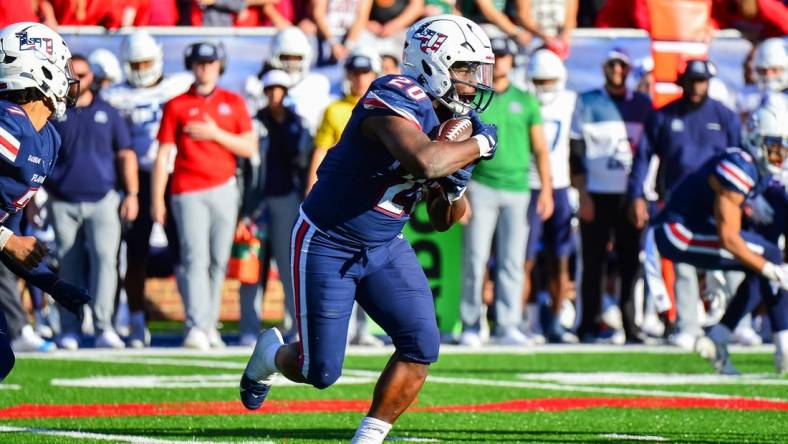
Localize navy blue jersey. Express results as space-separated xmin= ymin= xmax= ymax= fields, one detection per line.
xmin=302 ymin=75 xmax=441 ymax=246
xmin=654 ymin=147 xmax=763 ymax=233
xmin=0 ymin=100 xmax=60 ymax=225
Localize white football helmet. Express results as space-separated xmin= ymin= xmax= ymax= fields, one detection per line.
xmin=526 ymin=48 xmax=566 ymax=105
xmin=743 ymin=93 xmax=787 ymax=176
xmin=402 ymin=15 xmax=495 ymax=115
xmin=269 ymin=27 xmax=312 ymax=84
xmin=88 ymin=48 xmax=122 ymax=86
xmin=121 ymin=30 xmax=163 ymax=88
xmin=0 ymin=22 xmax=76 ymax=119
xmin=753 ymin=38 xmax=787 ymax=92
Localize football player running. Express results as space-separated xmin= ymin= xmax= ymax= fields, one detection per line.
xmin=652 ymin=97 xmax=788 ymax=375
xmin=0 ymin=22 xmax=90 ymax=380
xmin=240 ymin=15 xmax=498 ymax=443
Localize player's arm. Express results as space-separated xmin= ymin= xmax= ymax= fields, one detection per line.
xmin=426 ymin=185 xmax=468 ymax=232
xmin=361 ymin=115 xmax=483 ymax=180
xmin=530 ymin=122 xmax=554 ymax=220
xmin=117 ymin=148 xmax=139 ymax=222
xmin=710 ymin=175 xmax=766 ymax=272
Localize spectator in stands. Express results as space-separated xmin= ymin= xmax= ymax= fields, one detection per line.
xmin=570 ymin=47 xmax=651 ymax=344
xmin=366 ymin=0 xmax=424 ymax=42
xmin=190 ymin=0 xmax=245 ymax=26
xmin=0 ymin=0 xmax=57 ymax=27
xmin=522 ymin=48 xmax=578 ymax=344
xmin=381 ymin=53 xmax=401 ymax=75
xmin=424 ymin=0 xmax=459 ymax=15
xmin=235 ymin=0 xmax=297 ymax=28
xmin=711 ymin=0 xmax=788 ymax=41
xmin=103 ymin=31 xmax=193 ymax=349
xmin=628 ymin=59 xmax=743 ymax=349
xmin=49 ymin=0 xmax=121 ymax=27
xmin=576 ymin=0 xmax=606 ymax=27
xmin=48 ymin=55 xmax=138 ymax=350
xmin=461 ymin=0 xmax=530 ymax=47
xmin=312 ymin=0 xmax=373 ymax=64
xmin=237 ymin=69 xmax=311 ymax=346
xmin=306 ymin=46 xmax=384 ymax=346
xmin=516 ymin=0 xmax=578 ymax=59
xmin=459 ymin=34 xmax=553 ymax=347
xmin=153 ymin=42 xmax=256 ymax=350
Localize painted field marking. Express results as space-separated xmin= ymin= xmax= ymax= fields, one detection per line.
xmin=517 ymin=372 xmax=788 ymax=386
xmin=51 ymin=373 xmax=376 ymax=389
xmin=0 ymin=425 xmax=274 ymax=444
xmin=0 ymin=384 xmax=20 ymax=390
xmin=602 ymin=433 xmax=668 ymax=441
xmin=387 ymin=437 xmax=441 ymax=442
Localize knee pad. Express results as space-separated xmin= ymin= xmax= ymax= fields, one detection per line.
xmin=0 ymin=339 xmax=15 ymax=382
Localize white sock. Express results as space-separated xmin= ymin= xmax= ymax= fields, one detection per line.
xmin=350 ymin=416 xmax=392 ymax=444
xmin=774 ymin=330 xmax=788 ymax=373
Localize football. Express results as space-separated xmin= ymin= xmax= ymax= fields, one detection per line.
xmin=435 ymin=117 xmax=473 ymax=142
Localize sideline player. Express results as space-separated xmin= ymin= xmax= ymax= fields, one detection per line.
xmin=652 ymin=98 xmax=788 ymax=375
xmin=240 ymin=15 xmax=499 ymax=443
xmin=0 ymin=22 xmax=90 ymax=380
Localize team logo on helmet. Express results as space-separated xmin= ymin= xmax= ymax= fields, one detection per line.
xmin=16 ymin=29 xmax=53 ymax=56
xmin=415 ymin=27 xmax=447 ymax=54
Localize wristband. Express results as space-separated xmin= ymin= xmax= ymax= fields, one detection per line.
xmin=446 ymin=186 xmax=467 ymax=202
xmin=472 ymin=134 xmax=491 ymax=157
xmin=0 ymin=226 xmax=13 ymax=251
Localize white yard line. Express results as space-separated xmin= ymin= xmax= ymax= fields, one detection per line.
xmin=0 ymin=384 xmax=20 ymax=390
xmin=516 ymin=372 xmax=788 ymax=386
xmin=0 ymin=426 xmax=273 ymax=444
xmin=51 ymin=373 xmax=376 ymax=389
xmin=601 ymin=433 xmax=668 ymax=441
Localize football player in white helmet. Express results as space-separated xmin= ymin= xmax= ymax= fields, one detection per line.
xmin=753 ymin=38 xmax=787 ymax=94
xmin=523 ymin=48 xmax=579 ymax=344
xmin=0 ymin=22 xmax=90 ymax=378
xmin=743 ymin=93 xmax=787 ymax=176
xmin=240 ymin=15 xmax=499 ymax=444
xmin=88 ymin=48 xmax=122 ymax=90
xmin=102 ymin=31 xmax=193 ymax=349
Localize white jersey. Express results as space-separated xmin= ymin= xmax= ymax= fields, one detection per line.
xmin=102 ymin=72 xmax=193 ymax=171
xmin=287 ymin=73 xmax=333 ymax=136
xmin=529 ymin=90 xmax=576 ymax=189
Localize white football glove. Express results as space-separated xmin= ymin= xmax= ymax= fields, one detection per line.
xmin=762 ymin=262 xmax=788 ymax=291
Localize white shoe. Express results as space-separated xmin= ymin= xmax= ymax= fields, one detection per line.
xmin=351 ymin=333 xmax=385 ymax=347
xmin=733 ymin=326 xmax=763 ymax=347
xmin=494 ymin=329 xmax=531 ymax=346
xmin=58 ymin=333 xmax=80 ymax=351
xmin=208 ymin=328 xmax=226 ymax=348
xmin=458 ymin=330 xmax=482 ymax=347
xmin=668 ymin=332 xmax=698 ymax=351
xmin=183 ymin=328 xmax=210 ymax=350
xmin=11 ymin=325 xmax=56 ymax=352
xmin=524 ymin=331 xmax=546 ymax=345
xmin=694 ymin=336 xmax=716 ymax=360
xmin=95 ymin=330 xmax=126 ymax=349
xmin=239 ymin=333 xmax=259 ymax=347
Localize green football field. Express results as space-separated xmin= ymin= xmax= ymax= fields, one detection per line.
xmin=1 ymin=346 xmax=787 ymax=443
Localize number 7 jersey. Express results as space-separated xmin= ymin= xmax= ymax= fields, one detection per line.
xmin=302 ymin=75 xmax=441 ymax=246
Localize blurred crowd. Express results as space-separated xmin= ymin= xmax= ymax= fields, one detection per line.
xmin=0 ymin=2 xmax=785 ymax=354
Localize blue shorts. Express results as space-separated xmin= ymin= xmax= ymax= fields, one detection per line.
xmin=290 ymin=211 xmax=440 ymax=389
xmin=655 ymin=221 xmax=783 ymax=270
xmin=526 ymin=188 xmax=573 ymax=260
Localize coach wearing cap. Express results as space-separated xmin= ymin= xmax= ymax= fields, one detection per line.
xmin=627 ymin=58 xmax=741 ymax=349
xmin=152 ymin=41 xmax=256 ymax=350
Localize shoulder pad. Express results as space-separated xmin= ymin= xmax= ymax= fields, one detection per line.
xmin=0 ymin=103 xmax=30 ymax=164
xmin=714 ymin=148 xmax=758 ymax=196
xmin=362 ymin=75 xmax=433 ymax=130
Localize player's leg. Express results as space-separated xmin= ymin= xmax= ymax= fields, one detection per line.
xmin=460 ymin=181 xmax=499 ymax=344
xmin=241 ymin=216 xmax=357 ymax=409
xmin=577 ymin=194 xmax=613 ymax=340
xmin=353 ymin=237 xmax=440 ymax=442
xmin=124 ymin=170 xmax=154 ymax=344
xmin=0 ymin=310 xmax=15 ymax=381
xmin=492 ymin=189 xmax=530 ymax=343
xmin=267 ymin=192 xmax=301 ymax=340
xmin=613 ymin=196 xmax=643 ymax=342
xmin=84 ymin=190 xmax=123 ymax=346
xmin=206 ymin=181 xmax=240 ymax=346
xmin=543 ymin=188 xmax=575 ymax=343
xmin=522 ymin=188 xmax=544 ymax=342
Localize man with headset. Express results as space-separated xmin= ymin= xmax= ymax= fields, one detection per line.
xmin=152 ymin=42 xmax=257 ymax=350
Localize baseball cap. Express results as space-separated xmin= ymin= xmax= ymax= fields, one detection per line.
xmin=345 ymin=54 xmax=374 ymax=72
xmin=490 ymin=37 xmax=516 ymax=56
xmin=262 ymin=69 xmax=291 ymax=89
xmin=605 ymin=47 xmax=631 ymax=65
xmin=679 ymin=59 xmax=716 ymax=80
xmin=186 ymin=42 xmax=223 ymax=64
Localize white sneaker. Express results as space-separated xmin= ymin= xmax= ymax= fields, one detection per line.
xmin=668 ymin=332 xmax=698 ymax=351
xmin=95 ymin=330 xmax=126 ymax=349
xmin=458 ymin=330 xmax=482 ymax=347
xmin=494 ymin=329 xmax=531 ymax=346
xmin=694 ymin=336 xmax=716 ymax=360
xmin=524 ymin=331 xmax=546 ymax=345
xmin=183 ymin=328 xmax=210 ymax=350
xmin=239 ymin=333 xmax=259 ymax=347
xmin=733 ymin=326 xmax=763 ymax=347
xmin=11 ymin=325 xmax=56 ymax=352
xmin=58 ymin=333 xmax=80 ymax=351
xmin=208 ymin=328 xmax=226 ymax=348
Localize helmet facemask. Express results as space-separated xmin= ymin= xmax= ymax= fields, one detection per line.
xmin=439 ymin=61 xmax=494 ymax=115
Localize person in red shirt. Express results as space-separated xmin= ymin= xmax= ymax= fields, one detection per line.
xmin=153 ymin=42 xmax=256 ymax=350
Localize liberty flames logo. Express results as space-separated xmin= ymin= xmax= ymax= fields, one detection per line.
xmin=415 ymin=28 xmax=447 ymax=54
xmin=16 ymin=30 xmax=53 ymax=56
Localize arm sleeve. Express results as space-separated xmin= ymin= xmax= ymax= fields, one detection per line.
xmin=0 ymin=213 xmax=60 ymax=294
xmin=627 ymin=110 xmax=657 ymax=200
xmin=157 ymin=101 xmax=178 ymax=145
